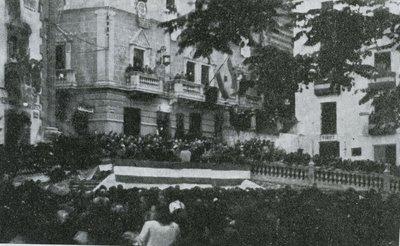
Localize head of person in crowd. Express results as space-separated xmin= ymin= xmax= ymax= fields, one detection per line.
xmin=155 ymin=204 xmax=173 ymax=225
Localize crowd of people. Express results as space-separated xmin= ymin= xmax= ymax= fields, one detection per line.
xmin=1 ymin=178 xmax=400 ymax=245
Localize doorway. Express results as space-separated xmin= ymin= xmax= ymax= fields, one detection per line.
xmin=124 ymin=108 xmax=141 ymax=137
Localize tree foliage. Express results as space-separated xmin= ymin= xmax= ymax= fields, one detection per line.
xmin=160 ymin=0 xmax=288 ymax=58
xmin=161 ymin=0 xmax=400 ymax=131
xmin=295 ymin=0 xmax=399 ymax=88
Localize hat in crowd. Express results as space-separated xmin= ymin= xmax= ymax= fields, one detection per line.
xmin=169 ymin=200 xmax=185 ymax=214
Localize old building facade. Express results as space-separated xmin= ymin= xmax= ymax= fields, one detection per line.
xmin=0 ymin=0 xmax=47 ymax=145
xmin=293 ymin=0 xmax=400 ymax=166
xmin=53 ymin=0 xmax=291 ymax=139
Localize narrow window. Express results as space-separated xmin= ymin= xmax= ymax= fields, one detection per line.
xmin=55 ymin=44 xmax=66 ymax=70
xmin=374 ymin=52 xmax=391 ymax=72
xmin=157 ymin=111 xmax=171 ymax=138
xmin=201 ymin=65 xmax=209 ymax=85
xmin=321 ymin=102 xmax=337 ymax=134
xmin=175 ymin=113 xmax=185 ymax=139
xmin=133 ymin=48 xmax=145 ymax=71
xmin=189 ymin=113 xmax=202 ymax=138
xmin=186 ymin=61 xmax=195 ymax=82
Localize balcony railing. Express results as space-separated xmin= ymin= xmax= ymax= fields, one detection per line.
xmin=239 ymin=94 xmax=262 ymax=108
xmin=368 ymin=71 xmax=396 ymax=91
xmin=314 ymin=83 xmax=341 ymax=96
xmin=128 ymin=72 xmax=163 ymax=95
xmin=173 ymin=79 xmax=205 ymax=102
xmin=55 ymin=69 xmax=77 ymax=88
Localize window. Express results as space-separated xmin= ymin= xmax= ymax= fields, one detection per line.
xmin=166 ymin=0 xmax=176 ymax=12
xmin=124 ymin=108 xmax=141 ymax=137
xmin=186 ymin=61 xmax=195 ymax=82
xmin=374 ymin=144 xmax=396 ymax=165
xmin=7 ymin=36 xmax=18 ymax=59
xmin=175 ymin=113 xmax=185 ymax=139
xmin=133 ymin=48 xmax=145 ymax=71
xmin=214 ymin=113 xmax=224 ymax=138
xmin=201 ymin=65 xmax=209 ymax=85
xmin=319 ymin=141 xmax=340 ymax=158
xmin=55 ymin=44 xmax=66 ymax=70
xmin=351 ymin=147 xmax=362 ymax=157
xmin=321 ymin=102 xmax=337 ymax=134
xmin=189 ymin=113 xmax=202 ymax=138
xmin=72 ymin=111 xmax=90 ymax=135
xmin=375 ymin=52 xmax=391 ymax=72
xmin=157 ymin=111 xmax=170 ymax=139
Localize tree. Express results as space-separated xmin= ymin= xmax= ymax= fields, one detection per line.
xmin=295 ymin=0 xmax=399 ymax=88
xmin=161 ymin=0 xmax=300 ymax=133
xmin=161 ymin=0 xmax=400 ymax=132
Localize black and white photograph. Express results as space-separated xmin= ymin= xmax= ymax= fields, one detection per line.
xmin=1 ymin=0 xmax=400 ymax=245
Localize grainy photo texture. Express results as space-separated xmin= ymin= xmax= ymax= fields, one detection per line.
xmin=1 ymin=0 xmax=400 ymax=245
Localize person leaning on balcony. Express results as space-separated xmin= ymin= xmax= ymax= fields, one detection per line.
xmin=134 ymin=204 xmax=181 ymax=246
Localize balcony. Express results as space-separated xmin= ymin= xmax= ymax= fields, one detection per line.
xmin=314 ymin=83 xmax=341 ymax=97
xmin=239 ymin=94 xmax=262 ymax=109
xmin=55 ymin=69 xmax=77 ymax=88
xmin=173 ymin=79 xmax=205 ymax=102
xmin=128 ymin=72 xmax=163 ymax=95
xmin=319 ymin=134 xmax=338 ymax=142
xmin=368 ymin=71 xmax=396 ymax=91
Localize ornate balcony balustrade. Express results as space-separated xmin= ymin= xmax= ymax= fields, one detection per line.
xmin=173 ymin=79 xmax=205 ymax=102
xmin=55 ymin=69 xmax=77 ymax=88
xmin=368 ymin=71 xmax=397 ymax=91
xmin=128 ymin=71 xmax=163 ymax=95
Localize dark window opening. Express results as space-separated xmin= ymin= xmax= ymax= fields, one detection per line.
xmin=186 ymin=61 xmax=195 ymax=82
xmin=124 ymin=108 xmax=141 ymax=137
xmin=175 ymin=113 xmax=185 ymax=139
xmin=133 ymin=48 xmax=144 ymax=71
xmin=166 ymin=0 xmax=176 ymax=12
xmin=5 ymin=110 xmax=31 ymax=147
xmin=157 ymin=111 xmax=171 ymax=139
xmin=189 ymin=113 xmax=202 ymax=138
xmin=55 ymin=44 xmax=66 ymax=70
xmin=375 ymin=52 xmax=391 ymax=72
xmin=319 ymin=141 xmax=340 ymax=158
xmin=351 ymin=147 xmax=362 ymax=157
xmin=214 ymin=113 xmax=224 ymax=138
xmin=72 ymin=111 xmax=90 ymax=135
xmin=374 ymin=144 xmax=396 ymax=165
xmin=201 ymin=65 xmax=209 ymax=85
xmin=7 ymin=36 xmax=18 ymax=59
xmin=321 ymin=102 xmax=337 ymax=134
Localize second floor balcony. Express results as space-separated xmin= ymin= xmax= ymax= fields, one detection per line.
xmin=173 ymin=79 xmax=205 ymax=102
xmin=368 ymin=71 xmax=397 ymax=91
xmin=55 ymin=69 xmax=77 ymax=88
xmin=314 ymin=82 xmax=341 ymax=97
xmin=127 ymin=71 xmax=163 ymax=95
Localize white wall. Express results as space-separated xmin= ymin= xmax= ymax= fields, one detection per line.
xmin=292 ymin=0 xmax=400 ymax=165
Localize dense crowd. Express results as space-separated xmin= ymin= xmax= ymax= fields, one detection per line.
xmin=0 ymin=133 xmax=393 ymax=176
xmin=0 ymin=179 xmax=399 ymax=245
